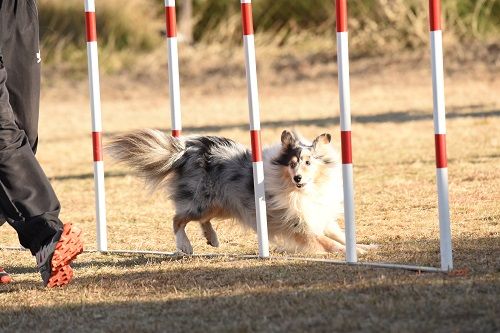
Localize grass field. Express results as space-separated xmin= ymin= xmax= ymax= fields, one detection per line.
xmin=0 ymin=51 xmax=499 ymax=332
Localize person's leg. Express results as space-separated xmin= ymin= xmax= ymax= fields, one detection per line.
xmin=0 ymin=46 xmax=62 ymax=256
xmin=0 ymin=1 xmax=82 ymax=287
xmin=2 ymin=0 xmax=41 ymax=152
xmin=0 ymin=0 xmax=62 ymax=253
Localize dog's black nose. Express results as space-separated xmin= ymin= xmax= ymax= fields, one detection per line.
xmin=293 ymin=175 xmax=302 ymax=183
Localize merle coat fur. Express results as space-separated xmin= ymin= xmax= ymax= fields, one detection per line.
xmin=106 ymin=129 xmax=372 ymax=254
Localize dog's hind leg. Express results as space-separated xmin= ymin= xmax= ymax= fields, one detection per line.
xmin=200 ymin=220 xmax=219 ymax=247
xmin=173 ymin=214 xmax=194 ymax=254
xmin=293 ymin=233 xmax=345 ymax=254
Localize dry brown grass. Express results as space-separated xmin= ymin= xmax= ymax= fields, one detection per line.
xmin=0 ymin=53 xmax=499 ymax=332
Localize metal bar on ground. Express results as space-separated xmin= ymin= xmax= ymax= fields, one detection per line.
xmin=429 ymin=0 xmax=453 ymax=272
xmin=240 ymin=0 xmax=269 ymax=258
xmin=85 ymin=0 xmax=107 ymax=251
xmin=165 ymin=0 xmax=182 ymax=137
xmin=335 ymin=0 xmax=357 ymax=263
xmin=0 ymin=247 xmax=443 ymax=273
xmin=283 ymin=257 xmax=443 ymax=273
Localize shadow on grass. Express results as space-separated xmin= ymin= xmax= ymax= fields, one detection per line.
xmin=100 ymin=104 xmax=498 ymax=136
xmin=50 ymin=171 xmax=128 ymax=181
xmin=1 ymin=235 xmax=498 ymax=332
xmin=0 ymin=256 xmax=498 ymax=332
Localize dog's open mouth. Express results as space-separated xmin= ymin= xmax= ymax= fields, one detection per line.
xmin=296 ymin=183 xmax=305 ymax=188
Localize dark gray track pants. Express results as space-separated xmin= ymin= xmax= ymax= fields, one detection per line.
xmin=0 ymin=0 xmax=62 ymax=254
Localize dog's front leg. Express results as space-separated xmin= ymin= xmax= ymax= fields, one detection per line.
xmin=293 ymin=233 xmax=345 ymax=254
xmin=173 ymin=215 xmax=193 ymax=254
xmin=325 ymin=222 xmax=378 ymax=255
xmin=324 ymin=222 xmax=346 ymax=244
xmin=316 ymin=235 xmax=346 ymax=253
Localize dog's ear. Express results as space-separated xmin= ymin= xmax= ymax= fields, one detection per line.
xmin=281 ymin=130 xmax=296 ymax=147
xmin=312 ymin=133 xmax=331 ymax=150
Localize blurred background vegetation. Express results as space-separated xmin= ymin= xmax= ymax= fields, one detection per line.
xmin=38 ymin=0 xmax=499 ymax=76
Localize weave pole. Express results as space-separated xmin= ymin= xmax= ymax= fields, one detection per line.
xmin=240 ymin=0 xmax=269 ymax=258
xmin=335 ymin=0 xmax=357 ymax=263
xmin=85 ymin=0 xmax=107 ymax=251
xmin=164 ymin=0 xmax=182 ymax=137
xmin=429 ymin=0 xmax=453 ymax=271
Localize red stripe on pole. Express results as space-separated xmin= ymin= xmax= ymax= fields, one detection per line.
xmin=165 ymin=6 xmax=177 ymax=37
xmin=171 ymin=129 xmax=181 ymax=137
xmin=335 ymin=0 xmax=347 ymax=32
xmin=92 ymin=132 xmax=103 ymax=161
xmin=241 ymin=3 xmax=254 ymax=36
xmin=85 ymin=12 xmax=97 ymax=42
xmin=250 ymin=130 xmax=262 ymax=162
xmin=435 ymin=134 xmax=447 ymax=168
xmin=340 ymin=131 xmax=352 ymax=164
xmin=429 ymin=0 xmax=441 ymax=31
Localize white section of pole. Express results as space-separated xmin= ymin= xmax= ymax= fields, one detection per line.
xmin=430 ymin=31 xmax=446 ymax=135
xmin=436 ymin=168 xmax=452 ymax=271
xmin=84 ymin=0 xmax=94 ymax=12
xmin=243 ymin=35 xmax=261 ymax=131
xmin=341 ymin=164 xmax=357 ymax=263
xmin=166 ymin=37 xmax=182 ymax=133
xmin=87 ymin=43 xmax=102 ymax=132
xmin=252 ymin=161 xmax=270 ymax=258
xmin=337 ymin=32 xmax=352 ymax=132
xmin=93 ymin=161 xmax=108 ymax=251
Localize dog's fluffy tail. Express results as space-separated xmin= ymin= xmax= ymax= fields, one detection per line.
xmin=105 ymin=129 xmax=185 ymax=190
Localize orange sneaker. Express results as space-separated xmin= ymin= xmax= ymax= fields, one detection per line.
xmin=0 ymin=267 xmax=11 ymax=284
xmin=35 ymin=223 xmax=83 ymax=287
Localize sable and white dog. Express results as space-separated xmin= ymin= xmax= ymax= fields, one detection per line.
xmin=105 ymin=129 xmax=373 ymax=255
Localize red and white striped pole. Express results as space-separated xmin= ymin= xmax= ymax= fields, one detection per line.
xmin=240 ymin=0 xmax=269 ymax=258
xmin=85 ymin=0 xmax=107 ymax=251
xmin=335 ymin=0 xmax=357 ymax=263
xmin=429 ymin=0 xmax=453 ymax=271
xmin=165 ymin=0 xmax=182 ymax=137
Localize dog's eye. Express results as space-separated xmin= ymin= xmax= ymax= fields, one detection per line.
xmin=289 ymin=162 xmax=297 ymax=168
xmin=305 ymin=160 xmax=311 ymax=166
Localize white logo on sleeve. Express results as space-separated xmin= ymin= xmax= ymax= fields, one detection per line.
xmin=36 ymin=51 xmax=41 ymax=64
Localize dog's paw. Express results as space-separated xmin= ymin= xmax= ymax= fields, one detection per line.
xmin=207 ymin=238 xmax=219 ymax=248
xmin=176 ymin=244 xmax=193 ymax=255
xmin=201 ymin=222 xmax=219 ymax=248
xmin=176 ymin=230 xmax=193 ymax=254
xmin=204 ymin=230 xmax=219 ymax=247
xmin=273 ymin=246 xmax=288 ymax=254
xmin=356 ymin=243 xmax=378 ymax=255
xmin=358 ymin=243 xmax=378 ymax=250
xmin=173 ymin=250 xmax=190 ymax=256
xmin=356 ymin=247 xmax=367 ymax=255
